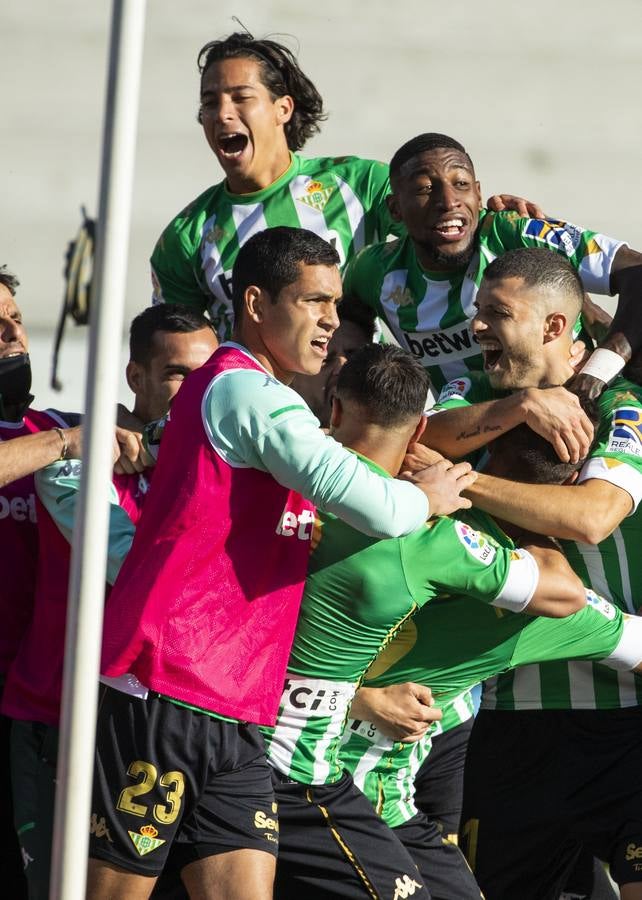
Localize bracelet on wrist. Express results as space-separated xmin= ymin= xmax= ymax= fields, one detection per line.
xmin=53 ymin=427 xmax=68 ymax=461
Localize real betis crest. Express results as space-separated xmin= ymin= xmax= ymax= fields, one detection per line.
xmin=387 ymin=285 xmax=414 ymax=307
xmin=128 ymin=824 xmax=166 ymax=856
xmin=298 ymin=180 xmax=334 ymax=212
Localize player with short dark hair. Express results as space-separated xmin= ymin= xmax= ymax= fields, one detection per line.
xmin=128 ymin=303 xmax=216 ymax=366
xmin=343 ymin=131 xmax=642 ymax=413
xmin=2 ymin=306 xmax=218 ymax=900
xmin=261 ymin=342 xmax=595 ymax=899
xmin=230 ymin=224 xmax=340 ymax=323
xmin=87 ymin=228 xmax=474 ymax=900
xmin=423 ymin=247 xmax=642 ymax=899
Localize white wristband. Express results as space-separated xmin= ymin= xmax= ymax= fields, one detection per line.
xmin=579 ymin=348 xmax=624 ymax=385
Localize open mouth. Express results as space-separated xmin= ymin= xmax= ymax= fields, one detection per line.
xmin=217 ymin=133 xmax=249 ymax=159
xmin=433 ymin=218 xmax=466 ymax=240
xmin=480 ymin=342 xmax=503 ymax=370
xmin=311 ymin=337 xmax=330 ymax=356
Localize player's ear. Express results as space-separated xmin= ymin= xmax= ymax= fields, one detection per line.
xmin=245 ymin=286 xmax=266 ymax=324
xmin=275 ymin=93 xmax=294 ymax=126
xmin=409 ymin=414 xmax=427 ymax=447
xmin=329 ymin=395 xmax=343 ymax=429
xmin=386 ymin=193 xmax=402 ymax=223
xmin=543 ymin=312 xmax=567 ymax=343
xmin=126 ymin=360 xmax=143 ymax=394
xmin=475 ymin=181 xmax=483 ymax=210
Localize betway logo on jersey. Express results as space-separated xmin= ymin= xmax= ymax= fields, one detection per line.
xmin=403 ymin=324 xmax=478 ymax=363
xmin=275 ymin=506 xmax=315 ymax=541
xmin=0 ymin=492 xmax=36 ymax=523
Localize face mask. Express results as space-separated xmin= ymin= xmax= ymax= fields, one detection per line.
xmin=0 ymin=353 xmax=32 ymax=411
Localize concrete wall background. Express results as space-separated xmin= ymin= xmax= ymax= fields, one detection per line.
xmin=2 ymin=0 xmax=641 ymax=410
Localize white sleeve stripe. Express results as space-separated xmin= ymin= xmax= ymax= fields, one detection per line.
xmin=492 ymin=549 xmax=539 ymax=613
xmin=602 ymin=615 xmax=642 ymax=671
xmin=577 ymin=457 xmax=642 ymax=515
xmin=577 ymin=236 xmax=625 ymax=294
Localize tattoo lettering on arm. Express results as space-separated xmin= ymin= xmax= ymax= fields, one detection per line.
xmin=455 ymin=424 xmax=502 ymax=442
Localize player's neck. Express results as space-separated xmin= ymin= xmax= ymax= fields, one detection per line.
xmin=333 ymin=428 xmax=407 ymax=477
xmin=531 ymin=358 xmax=575 ymax=389
xmin=224 ymin=147 xmax=292 ymax=195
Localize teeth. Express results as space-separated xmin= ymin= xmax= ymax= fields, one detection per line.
xmin=439 ymin=219 xmax=463 ymax=228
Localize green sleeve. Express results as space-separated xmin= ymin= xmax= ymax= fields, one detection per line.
xmin=366 ymin=161 xmax=403 ymax=241
xmin=35 ymin=460 xmax=136 ymax=585
xmin=489 ymin=211 xmax=624 ymax=294
xmin=342 ymin=246 xmax=385 ymax=315
xmin=150 ymin=213 xmax=210 ymax=313
xmin=404 ymin=516 xmax=538 ymax=613
xmin=577 ymin=380 xmax=642 ymax=510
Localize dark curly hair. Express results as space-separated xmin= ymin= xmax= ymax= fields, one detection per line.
xmin=197 ymin=32 xmax=326 ymax=151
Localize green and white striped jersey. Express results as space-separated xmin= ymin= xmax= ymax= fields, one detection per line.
xmin=261 ymin=458 xmax=540 ymax=787
xmin=340 ymin=691 xmax=475 ymax=829
xmin=435 ymin=373 xmax=642 ymax=710
xmin=339 ymin=517 xmax=634 ymax=827
xmin=150 ymin=153 xmax=398 ymax=338
xmin=342 ymin=210 xmax=623 ymax=392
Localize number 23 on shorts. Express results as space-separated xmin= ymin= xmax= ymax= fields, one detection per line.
xmin=117 ymin=760 xmax=186 ymax=826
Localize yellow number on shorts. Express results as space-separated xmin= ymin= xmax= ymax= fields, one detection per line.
xmin=461 ymin=817 xmax=479 ymax=871
xmin=117 ymin=760 xmax=158 ymax=818
xmin=154 ymin=771 xmax=185 ymax=825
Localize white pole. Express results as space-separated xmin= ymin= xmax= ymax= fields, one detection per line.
xmin=49 ymin=2 xmax=146 ymax=898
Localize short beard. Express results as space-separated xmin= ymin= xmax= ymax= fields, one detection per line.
xmin=417 ymin=225 xmax=479 ymax=271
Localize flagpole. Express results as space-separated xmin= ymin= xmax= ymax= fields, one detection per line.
xmin=49 ymin=2 xmax=147 ymax=897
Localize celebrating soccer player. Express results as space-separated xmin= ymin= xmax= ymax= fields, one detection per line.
xmin=149 ymin=33 xmax=538 ymax=341
xmin=2 ymin=305 xmax=218 ymax=900
xmin=342 ymin=132 xmax=642 ymax=407
xmin=86 ymin=228 xmax=475 ymax=900
xmin=421 ymin=248 xmax=642 ymax=900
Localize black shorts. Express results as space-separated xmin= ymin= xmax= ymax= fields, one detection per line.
xmin=460 ymin=707 xmax=642 ymax=899
xmin=413 ymin=718 xmax=473 ymax=842
xmin=272 ymin=770 xmax=430 ymax=899
xmin=89 ymin=685 xmax=278 ymax=876
xmin=10 ymin=720 xmax=59 ymax=900
xmin=395 ymin=813 xmax=482 ymax=900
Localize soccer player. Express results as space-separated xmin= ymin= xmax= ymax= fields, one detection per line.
xmin=0 ymin=265 xmax=85 ymax=898
xmin=1 ymin=305 xmax=218 ymax=900
xmin=341 ymin=418 xmax=642 ymax=900
xmin=421 ymin=248 xmax=642 ymax=900
xmin=87 ymin=228 xmax=474 ymax=900
xmin=342 ymin=131 xmax=642 ymax=411
xmin=262 ymin=343 xmax=594 ymax=900
xmin=149 ymin=32 xmax=538 ymax=339
xmin=291 ymin=299 xmax=376 ymax=426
